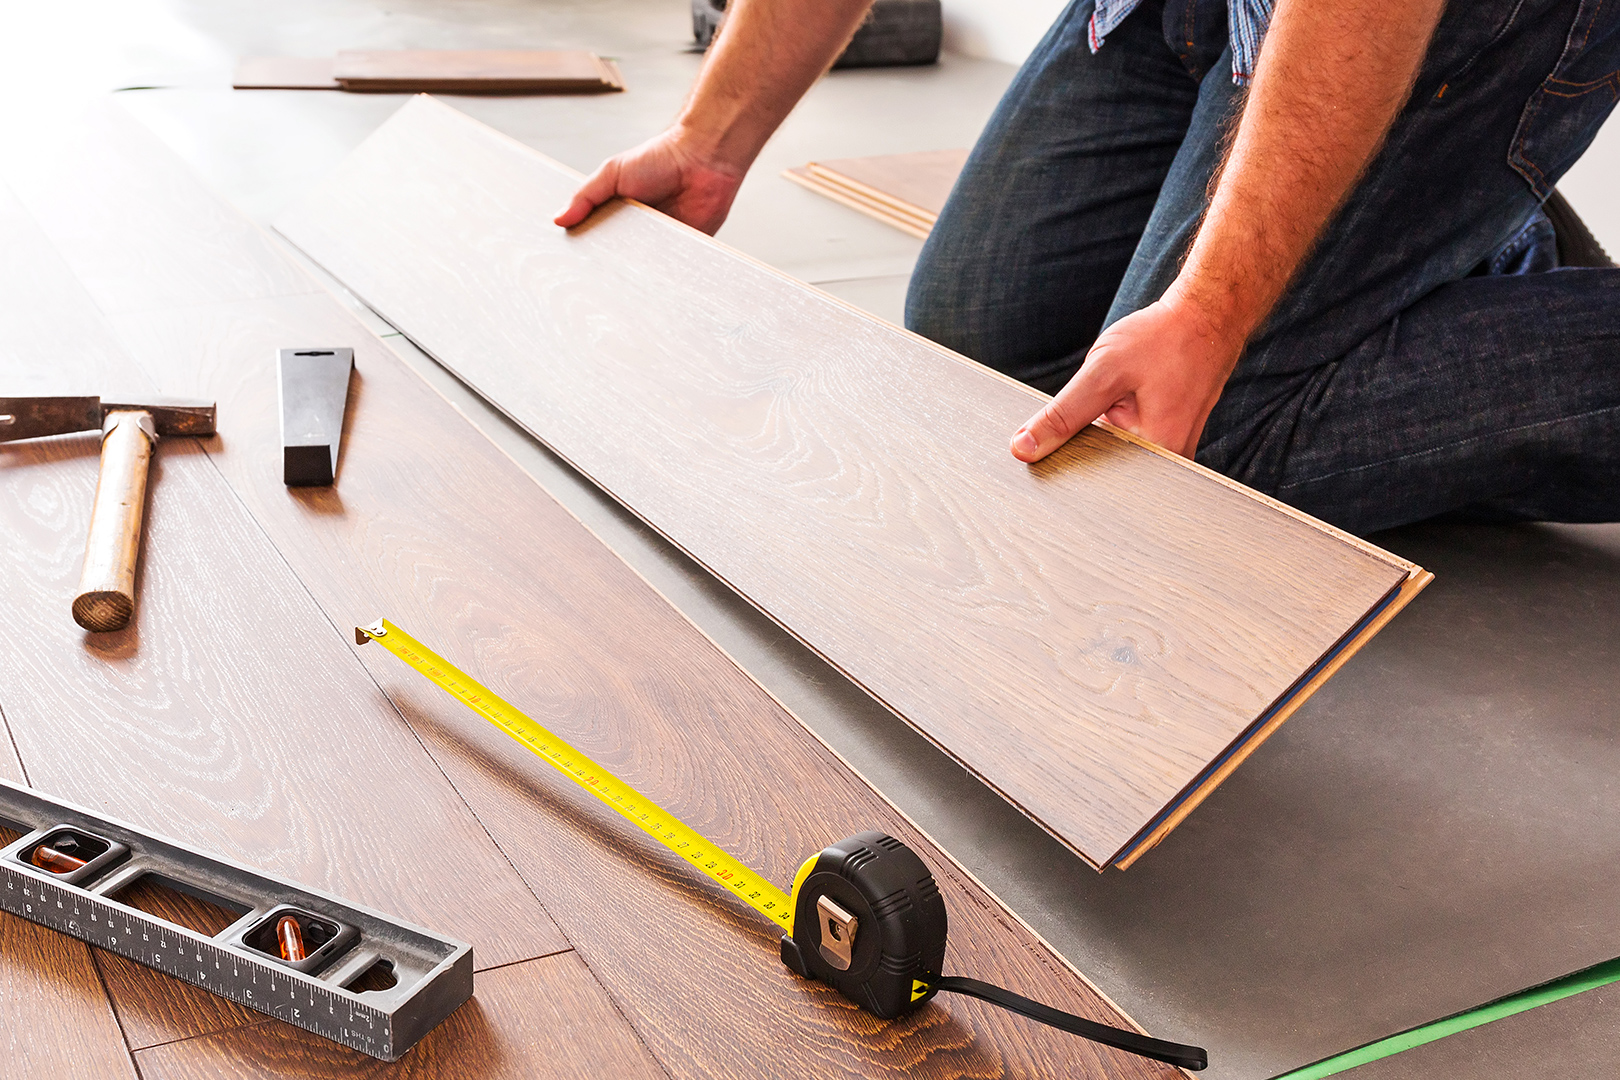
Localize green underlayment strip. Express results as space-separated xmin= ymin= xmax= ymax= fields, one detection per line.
xmin=1272 ymin=955 xmax=1620 ymax=1079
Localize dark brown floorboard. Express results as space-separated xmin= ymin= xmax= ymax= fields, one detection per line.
xmin=133 ymin=953 xmax=666 ymax=1079
xmin=0 ymin=657 xmax=136 ymax=1077
xmin=0 ymin=176 xmax=568 ymax=1053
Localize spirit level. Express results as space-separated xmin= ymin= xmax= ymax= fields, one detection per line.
xmin=0 ymin=781 xmax=470 ymax=1060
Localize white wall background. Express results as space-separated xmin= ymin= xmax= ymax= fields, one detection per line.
xmin=939 ymin=0 xmax=1617 ymax=254
xmin=940 ymin=0 xmax=1068 ymax=65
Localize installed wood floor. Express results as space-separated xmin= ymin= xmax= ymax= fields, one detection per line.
xmin=276 ymin=96 xmax=1425 ymax=870
xmin=0 ymin=102 xmax=1183 ymax=1077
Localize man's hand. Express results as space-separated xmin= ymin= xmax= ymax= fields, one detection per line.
xmin=1010 ymin=294 xmax=1241 ymax=461
xmin=1009 ymin=0 xmax=1447 ymax=464
xmin=555 ymin=0 xmax=873 ymax=234
xmin=554 ymin=128 xmax=746 ymax=235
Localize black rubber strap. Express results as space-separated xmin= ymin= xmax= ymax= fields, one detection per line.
xmin=935 ymin=976 xmax=1208 ymax=1071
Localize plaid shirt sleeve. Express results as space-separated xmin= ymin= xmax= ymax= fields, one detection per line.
xmin=1087 ymin=0 xmax=1274 ymax=84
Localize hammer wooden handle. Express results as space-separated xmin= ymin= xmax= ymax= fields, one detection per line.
xmin=72 ymin=411 xmax=156 ymax=632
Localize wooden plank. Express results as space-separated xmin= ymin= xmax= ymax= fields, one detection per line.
xmin=0 ymin=647 xmax=137 ymax=1078
xmin=275 ymin=96 xmax=1424 ymax=869
xmin=783 ymin=166 xmax=935 ymax=239
xmin=784 ymin=150 xmax=968 ymax=237
xmin=110 ymin=291 xmax=1181 ymax=1079
xmin=233 ymin=58 xmax=340 ymax=91
xmin=234 ymin=53 xmax=626 ymax=94
xmin=333 ymin=50 xmax=624 ymax=93
xmin=808 ymin=149 xmax=968 ymax=219
xmin=0 ymin=903 xmax=139 ymax=1078
xmin=0 ymin=180 xmax=570 ymax=1052
xmin=19 ymin=109 xmax=317 ymax=315
xmin=35 ymin=105 xmax=1190 ymax=1076
xmin=134 ymin=953 xmax=665 ymax=1079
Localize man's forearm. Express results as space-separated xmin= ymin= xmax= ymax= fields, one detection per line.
xmin=1168 ymin=0 xmax=1448 ymax=350
xmin=679 ymin=0 xmax=875 ymax=174
xmin=1009 ymin=0 xmax=1451 ymax=463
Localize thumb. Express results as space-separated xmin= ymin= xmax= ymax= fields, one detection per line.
xmin=553 ymin=158 xmax=622 ymax=228
xmin=1009 ymin=361 xmax=1122 ymax=463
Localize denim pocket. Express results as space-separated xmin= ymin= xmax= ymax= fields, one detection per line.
xmin=1509 ymin=0 xmax=1620 ymax=198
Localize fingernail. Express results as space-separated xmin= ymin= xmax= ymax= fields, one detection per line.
xmin=1011 ymin=428 xmax=1038 ymax=457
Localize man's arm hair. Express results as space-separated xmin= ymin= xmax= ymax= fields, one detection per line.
xmin=1171 ymin=0 xmax=1449 ymax=348
xmin=1011 ymin=0 xmax=1450 ymax=462
xmin=680 ymin=0 xmax=876 ymax=176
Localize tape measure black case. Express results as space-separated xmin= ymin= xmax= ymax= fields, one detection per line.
xmin=781 ymin=831 xmax=947 ymax=1017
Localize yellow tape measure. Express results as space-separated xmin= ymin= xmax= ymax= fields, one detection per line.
xmin=355 ymin=618 xmax=794 ymax=928
xmin=355 ymin=618 xmax=1207 ymax=1071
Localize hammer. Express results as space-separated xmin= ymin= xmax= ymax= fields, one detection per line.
xmin=0 ymin=396 xmax=216 ymax=632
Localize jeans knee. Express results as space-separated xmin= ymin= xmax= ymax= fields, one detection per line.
xmin=903 ymin=234 xmax=974 ymax=355
xmin=904 ymin=231 xmax=1085 ymax=393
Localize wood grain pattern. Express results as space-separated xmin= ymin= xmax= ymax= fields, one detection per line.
xmin=0 ymin=653 xmax=136 ymax=1078
xmin=22 ymin=106 xmax=317 ymax=315
xmin=0 ymin=181 xmax=569 ymax=1052
xmin=276 ymin=96 xmax=1423 ymax=868
xmin=134 ymin=953 xmax=665 ymax=1080
xmin=0 ymin=906 xmax=139 ymax=1078
xmin=111 ymin=291 xmax=1182 ymax=1079
xmin=36 ymin=105 xmax=1189 ymax=1076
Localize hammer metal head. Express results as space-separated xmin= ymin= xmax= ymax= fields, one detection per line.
xmin=0 ymin=396 xmax=216 ymax=442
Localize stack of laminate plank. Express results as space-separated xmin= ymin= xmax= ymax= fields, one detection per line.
xmin=277 ymin=97 xmax=1428 ymax=873
xmin=234 ymin=50 xmax=625 ymax=93
xmin=0 ymin=102 xmax=1185 ymax=1078
xmin=784 ymin=148 xmax=968 ymax=237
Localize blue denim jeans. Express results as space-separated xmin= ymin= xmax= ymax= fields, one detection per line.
xmin=907 ymin=0 xmax=1620 ymax=534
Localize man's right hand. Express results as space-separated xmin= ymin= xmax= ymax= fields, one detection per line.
xmin=551 ymin=0 xmax=874 ymax=235
xmin=553 ymin=128 xmax=747 ymax=235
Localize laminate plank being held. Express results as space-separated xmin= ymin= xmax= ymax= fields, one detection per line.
xmin=276 ymin=96 xmax=1427 ymax=869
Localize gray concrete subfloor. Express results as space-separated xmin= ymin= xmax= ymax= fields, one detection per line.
xmin=5 ymin=2 xmax=1620 ymax=1077
xmin=1338 ymin=979 xmax=1620 ymax=1079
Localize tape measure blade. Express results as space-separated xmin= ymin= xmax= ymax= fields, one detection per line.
xmin=360 ymin=620 xmax=793 ymax=927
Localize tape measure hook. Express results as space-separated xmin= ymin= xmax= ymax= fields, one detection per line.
xmin=356 ymin=620 xmax=388 ymax=645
